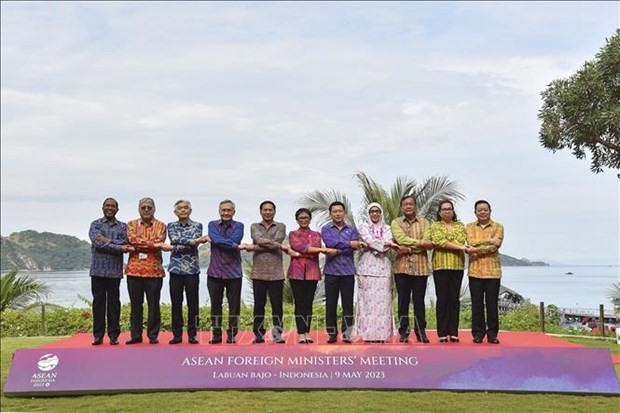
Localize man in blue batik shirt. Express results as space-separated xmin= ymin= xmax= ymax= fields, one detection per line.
xmin=89 ymin=197 xmax=133 ymax=346
xmin=167 ymin=200 xmax=210 ymax=344
xmin=321 ymin=201 xmax=366 ymax=344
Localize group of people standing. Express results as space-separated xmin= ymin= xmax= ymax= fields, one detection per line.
xmin=88 ymin=195 xmax=504 ymax=346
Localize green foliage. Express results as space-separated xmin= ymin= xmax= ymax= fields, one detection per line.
xmin=538 ymin=29 xmax=620 ymax=173
xmin=545 ymin=304 xmax=562 ymax=325
xmin=299 ymin=188 xmax=355 ymax=228
xmin=0 ymin=269 xmax=50 ymax=311
xmin=606 ymin=281 xmax=620 ymax=315
xmin=1 ymin=230 xmax=91 ymax=271
xmin=497 ymin=303 xmax=561 ymax=333
xmin=0 ymin=299 xmax=587 ymax=338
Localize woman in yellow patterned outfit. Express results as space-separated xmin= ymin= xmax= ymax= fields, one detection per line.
xmin=430 ymin=200 xmax=467 ymax=343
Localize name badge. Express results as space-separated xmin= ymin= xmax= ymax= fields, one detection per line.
xmin=138 ymin=253 xmax=148 ymax=260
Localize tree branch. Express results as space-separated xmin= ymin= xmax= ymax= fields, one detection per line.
xmin=594 ymin=136 xmax=620 ymax=153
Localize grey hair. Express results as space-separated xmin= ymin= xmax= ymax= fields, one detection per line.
xmin=219 ymin=199 xmax=236 ymax=209
xmin=138 ymin=197 xmax=155 ymax=206
xmin=174 ymin=199 xmax=192 ymax=208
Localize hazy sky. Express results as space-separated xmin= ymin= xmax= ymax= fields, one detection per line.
xmin=1 ymin=1 xmax=618 ymax=265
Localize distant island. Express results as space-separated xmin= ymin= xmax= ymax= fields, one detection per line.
xmin=1 ymin=230 xmax=91 ymax=271
xmin=1 ymin=230 xmax=549 ymax=271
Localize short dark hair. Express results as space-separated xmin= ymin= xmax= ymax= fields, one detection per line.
xmin=400 ymin=195 xmax=416 ymax=206
xmin=260 ymin=200 xmax=276 ymax=211
xmin=102 ymin=197 xmax=118 ymax=208
xmin=295 ymin=208 xmax=312 ymax=220
xmin=436 ymin=200 xmax=457 ymax=221
xmin=328 ymin=201 xmax=346 ymax=213
xmin=474 ymin=200 xmax=491 ymax=210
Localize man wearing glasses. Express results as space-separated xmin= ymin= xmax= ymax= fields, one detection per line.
xmin=391 ymin=196 xmax=433 ymax=343
xmin=125 ymin=197 xmax=170 ymax=345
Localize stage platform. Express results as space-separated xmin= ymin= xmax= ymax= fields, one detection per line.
xmin=39 ymin=330 xmax=586 ymax=348
xmin=4 ymin=331 xmax=619 ymax=396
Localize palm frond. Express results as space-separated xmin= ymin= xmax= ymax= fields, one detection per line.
xmin=298 ymin=189 xmax=354 ymax=228
xmin=385 ymin=175 xmax=418 ymax=223
xmin=414 ymin=175 xmax=465 ymax=220
xmin=0 ymin=269 xmax=51 ymax=312
xmin=606 ymin=281 xmax=620 ymax=315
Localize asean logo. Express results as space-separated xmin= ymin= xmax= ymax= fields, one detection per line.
xmin=37 ymin=354 xmax=59 ymax=372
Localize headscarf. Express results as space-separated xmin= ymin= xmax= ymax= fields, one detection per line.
xmin=366 ymin=202 xmax=385 ymax=240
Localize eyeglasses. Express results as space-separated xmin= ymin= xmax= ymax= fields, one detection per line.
xmin=140 ymin=206 xmax=153 ymax=211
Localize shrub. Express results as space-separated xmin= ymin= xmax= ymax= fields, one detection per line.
xmin=0 ymin=301 xmax=592 ymax=338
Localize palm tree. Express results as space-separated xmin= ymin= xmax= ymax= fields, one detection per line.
xmin=607 ymin=281 xmax=620 ymax=315
xmin=0 ymin=269 xmax=51 ymax=312
xmin=300 ymin=171 xmax=465 ymax=227
xmin=300 ymin=172 xmax=465 ymax=302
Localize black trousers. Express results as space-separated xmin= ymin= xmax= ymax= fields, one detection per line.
xmin=207 ymin=277 xmax=242 ymax=338
xmin=468 ymin=276 xmax=501 ymax=339
xmin=290 ymin=279 xmax=318 ymax=334
xmin=324 ymin=275 xmax=355 ymax=338
xmin=394 ymin=273 xmax=428 ymax=338
xmin=433 ymin=269 xmax=464 ymax=337
xmin=91 ymin=276 xmax=121 ymax=341
xmin=252 ymin=279 xmax=284 ymax=338
xmin=127 ymin=276 xmax=163 ymax=341
xmin=169 ymin=273 xmax=200 ymax=339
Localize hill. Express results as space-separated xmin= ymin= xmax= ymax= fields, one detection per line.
xmin=500 ymin=254 xmax=549 ymax=266
xmin=1 ymin=230 xmax=91 ymax=271
xmin=1 ymin=230 xmax=549 ymax=272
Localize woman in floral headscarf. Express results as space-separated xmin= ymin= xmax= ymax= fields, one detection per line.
xmin=354 ymin=203 xmax=399 ymax=342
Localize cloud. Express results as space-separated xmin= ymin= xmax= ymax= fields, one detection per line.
xmin=1 ymin=2 xmax=618 ymax=265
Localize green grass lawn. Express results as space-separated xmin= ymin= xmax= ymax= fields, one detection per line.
xmin=1 ymin=336 xmax=618 ymax=413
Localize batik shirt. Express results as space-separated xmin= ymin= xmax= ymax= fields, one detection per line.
xmin=167 ymin=219 xmax=202 ymax=275
xmin=321 ymin=223 xmax=359 ymax=276
xmin=287 ymin=228 xmax=322 ymax=281
xmin=207 ymin=220 xmax=244 ymax=280
xmin=466 ymin=220 xmax=504 ymax=279
xmin=89 ymin=217 xmax=128 ymax=278
xmin=125 ymin=219 xmax=167 ymax=277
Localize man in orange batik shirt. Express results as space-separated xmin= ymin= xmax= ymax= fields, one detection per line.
xmin=125 ymin=197 xmax=171 ymax=345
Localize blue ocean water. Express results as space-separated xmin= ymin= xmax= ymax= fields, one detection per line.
xmin=14 ymin=265 xmax=619 ymax=311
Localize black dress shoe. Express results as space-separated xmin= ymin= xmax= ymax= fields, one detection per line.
xmin=342 ymin=335 xmax=353 ymax=343
xmin=253 ymin=337 xmax=265 ymax=344
xmin=209 ymin=336 xmax=222 ymax=344
xmin=273 ymin=336 xmax=285 ymax=344
xmin=169 ymin=337 xmax=182 ymax=345
xmin=91 ymin=339 xmax=103 ymax=346
xmin=149 ymin=339 xmax=159 ymax=345
xmin=450 ymin=336 xmax=460 ymax=343
xmin=305 ymin=337 xmax=313 ymax=344
xmin=125 ymin=338 xmax=143 ymax=345
xmin=487 ymin=337 xmax=500 ymax=344
xmin=188 ymin=337 xmax=199 ymax=344
xmin=439 ymin=337 xmax=449 ymax=343
xmin=225 ymin=337 xmax=235 ymax=344
xmin=110 ymin=339 xmax=119 ymax=346
xmin=419 ymin=335 xmax=430 ymax=343
xmin=399 ymin=335 xmax=409 ymax=343
xmin=473 ymin=337 xmax=483 ymax=344
xmin=327 ymin=335 xmax=337 ymax=344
